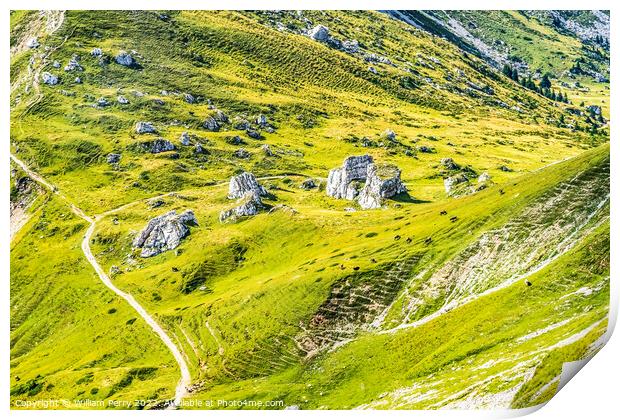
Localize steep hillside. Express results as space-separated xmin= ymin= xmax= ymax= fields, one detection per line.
xmin=9 ymin=10 xmax=610 ymax=410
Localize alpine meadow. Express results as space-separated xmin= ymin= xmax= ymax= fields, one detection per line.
xmin=9 ymin=10 xmax=610 ymax=410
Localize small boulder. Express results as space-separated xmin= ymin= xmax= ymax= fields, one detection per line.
xmin=184 ymin=93 xmax=196 ymax=104
xmin=308 ymin=25 xmax=329 ymax=41
xmin=300 ymin=179 xmax=317 ymax=190
xmin=478 ymin=172 xmax=491 ymax=183
xmin=342 ymin=39 xmax=359 ymax=53
xmin=117 ymin=95 xmax=129 ymax=104
xmin=233 ymin=148 xmax=251 ymax=159
xmin=203 ymin=116 xmax=219 ymax=131
xmin=26 ymin=38 xmax=40 ymax=48
xmin=135 ymin=121 xmax=157 ymax=134
xmin=246 ymin=129 xmax=262 ymax=140
xmin=90 ymin=47 xmax=103 ymax=57
xmin=261 ymin=144 xmax=273 ymax=156
xmin=64 ymin=57 xmax=83 ymax=72
xmin=115 ymin=51 xmax=136 ymax=67
xmin=444 ymin=173 xmax=469 ymax=196
xmin=219 ymin=191 xmax=263 ymax=223
xmin=41 ymin=72 xmax=59 ymax=85
xmin=195 ymin=143 xmax=206 ymax=154
xmin=383 ymin=129 xmax=396 ymax=141
xmin=107 ymin=153 xmax=121 ymax=164
xmin=180 ymin=131 xmax=191 ymax=146
xmin=256 ymin=114 xmax=268 ymax=126
xmin=440 ymin=157 xmax=459 ymax=170
xmin=97 ymin=97 xmax=110 ymax=107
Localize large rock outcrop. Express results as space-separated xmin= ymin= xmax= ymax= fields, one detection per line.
xmin=220 ymin=172 xmax=269 ymax=222
xmin=228 ymin=172 xmax=268 ymax=199
xmin=133 ymin=210 xmax=198 ymax=257
xmin=327 ymin=155 xmax=406 ymax=209
xmin=357 ymin=164 xmax=407 ymax=209
xmin=326 ymin=155 xmax=374 ymax=199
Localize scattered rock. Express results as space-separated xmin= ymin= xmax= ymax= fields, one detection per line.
xmin=228 ymin=172 xmax=268 ymax=199
xmin=180 ymin=131 xmax=191 ymax=146
xmin=26 ymin=38 xmax=40 ymax=48
xmin=203 ymin=116 xmax=219 ymax=131
xmin=41 ymin=72 xmax=59 ymax=85
xmin=106 ymin=153 xmax=121 ymax=164
xmin=96 ymin=97 xmax=110 ymax=107
xmin=499 ymin=165 xmax=512 ymax=172
xmin=308 ymin=25 xmax=329 ymax=41
xmin=368 ymin=66 xmax=378 ymax=74
xmin=417 ymin=146 xmax=433 ymax=153
xmin=256 ymin=114 xmax=268 ymax=126
xmin=226 ymin=135 xmax=244 ymax=145
xmin=184 ymin=93 xmax=196 ymax=104
xmin=268 ymin=204 xmax=298 ymax=215
xmin=74 ymin=77 xmax=82 ymax=84
xmin=90 ymin=47 xmax=103 ymax=57
xmin=300 ymin=179 xmax=317 ymax=190
xmin=135 ymin=121 xmax=157 ymax=134
xmin=133 ymin=210 xmax=198 ymax=257
xmin=327 ymin=155 xmax=406 ymax=209
xmin=233 ymin=148 xmax=251 ymax=159
xmin=195 ymin=143 xmax=206 ymax=154
xmin=219 ymin=191 xmax=263 ymax=223
xmin=478 ymin=172 xmax=491 ymax=183
xmin=64 ymin=56 xmax=83 ymax=72
xmin=117 ymin=95 xmax=129 ymax=104
xmin=440 ymin=157 xmax=460 ymax=170
xmin=342 ymin=39 xmax=359 ymax=53
xmin=115 ymin=51 xmax=136 ymax=67
xmin=233 ymin=118 xmax=251 ymax=130
xmin=148 ymin=198 xmax=165 ymax=208
xmin=261 ymin=144 xmax=273 ymax=156
xmin=383 ymin=129 xmax=396 ymax=141
xmin=444 ymin=173 xmax=469 ymax=196
xmin=134 ymin=138 xmax=175 ymax=154
xmin=246 ymin=129 xmax=262 ymax=140
xmin=52 ymin=61 xmax=61 ymax=68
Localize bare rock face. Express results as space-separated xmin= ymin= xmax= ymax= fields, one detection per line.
xmin=228 ymin=172 xmax=268 ymax=199
xmin=135 ymin=121 xmax=156 ymax=134
xmin=219 ymin=191 xmax=263 ymax=223
xmin=326 ymin=155 xmax=374 ymax=199
xmin=357 ymin=164 xmax=407 ymax=209
xmin=133 ymin=210 xmax=198 ymax=257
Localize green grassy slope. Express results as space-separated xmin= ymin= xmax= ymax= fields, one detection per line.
xmin=10 ymin=10 xmax=610 ymax=410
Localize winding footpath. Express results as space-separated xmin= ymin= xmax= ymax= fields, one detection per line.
xmin=10 ymin=153 xmax=191 ymax=408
